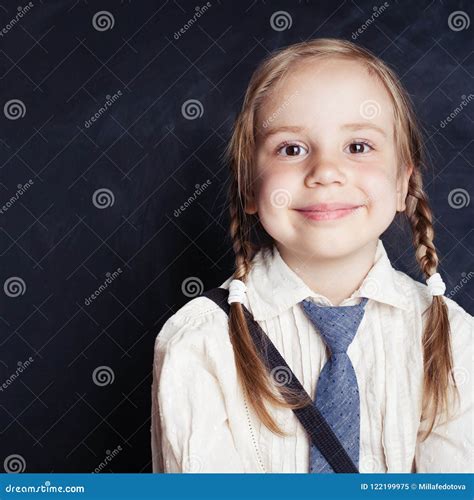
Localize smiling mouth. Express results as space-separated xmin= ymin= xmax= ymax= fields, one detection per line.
xmin=295 ymin=206 xmax=363 ymax=221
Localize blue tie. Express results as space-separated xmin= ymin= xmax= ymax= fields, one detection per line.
xmin=300 ymin=296 xmax=369 ymax=473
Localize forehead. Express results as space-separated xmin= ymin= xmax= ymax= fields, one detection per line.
xmin=257 ymin=57 xmax=395 ymax=137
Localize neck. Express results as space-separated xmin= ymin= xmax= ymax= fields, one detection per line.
xmin=275 ymin=239 xmax=378 ymax=306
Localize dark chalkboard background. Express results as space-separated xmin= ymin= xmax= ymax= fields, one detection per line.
xmin=0 ymin=0 xmax=472 ymax=473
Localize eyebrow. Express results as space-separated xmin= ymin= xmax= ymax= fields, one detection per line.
xmin=259 ymin=122 xmax=387 ymax=142
xmin=259 ymin=125 xmax=305 ymax=142
xmin=341 ymin=122 xmax=387 ymax=138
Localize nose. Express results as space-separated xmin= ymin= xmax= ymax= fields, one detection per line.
xmin=304 ymin=154 xmax=347 ymax=188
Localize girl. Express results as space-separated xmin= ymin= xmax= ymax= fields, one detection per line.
xmin=151 ymin=38 xmax=473 ymax=473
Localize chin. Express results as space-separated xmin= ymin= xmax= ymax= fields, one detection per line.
xmin=303 ymin=238 xmax=363 ymax=258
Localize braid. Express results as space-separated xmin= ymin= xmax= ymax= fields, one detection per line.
xmin=405 ymin=170 xmax=437 ymax=272
xmin=405 ymin=170 xmax=460 ymax=440
xmin=226 ymin=177 xmax=310 ymax=437
xmin=228 ymin=178 xmax=254 ymax=280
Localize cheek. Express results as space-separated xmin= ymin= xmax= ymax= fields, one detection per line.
xmin=255 ymin=169 xmax=300 ymax=211
xmin=362 ymin=167 xmax=398 ymax=215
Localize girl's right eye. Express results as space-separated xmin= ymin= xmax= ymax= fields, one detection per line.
xmin=276 ymin=141 xmax=308 ymax=157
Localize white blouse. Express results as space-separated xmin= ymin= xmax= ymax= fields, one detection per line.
xmin=150 ymin=238 xmax=473 ymax=473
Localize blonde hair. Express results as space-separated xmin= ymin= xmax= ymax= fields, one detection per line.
xmin=223 ymin=37 xmax=460 ymax=441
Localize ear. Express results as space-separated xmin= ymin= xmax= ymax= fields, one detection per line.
xmin=396 ymin=163 xmax=414 ymax=212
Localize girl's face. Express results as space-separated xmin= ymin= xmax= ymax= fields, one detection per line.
xmin=246 ymin=57 xmax=413 ymax=261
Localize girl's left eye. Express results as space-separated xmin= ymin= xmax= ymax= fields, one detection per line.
xmin=345 ymin=141 xmax=374 ymax=154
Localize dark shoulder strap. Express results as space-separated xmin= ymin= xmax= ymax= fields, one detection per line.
xmin=201 ymin=287 xmax=359 ymax=473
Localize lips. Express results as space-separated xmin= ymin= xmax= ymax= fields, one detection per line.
xmin=296 ymin=202 xmax=362 ymax=212
xmin=295 ymin=202 xmax=364 ymax=222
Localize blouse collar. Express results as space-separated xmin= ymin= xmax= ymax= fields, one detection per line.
xmin=239 ymin=238 xmax=410 ymax=321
